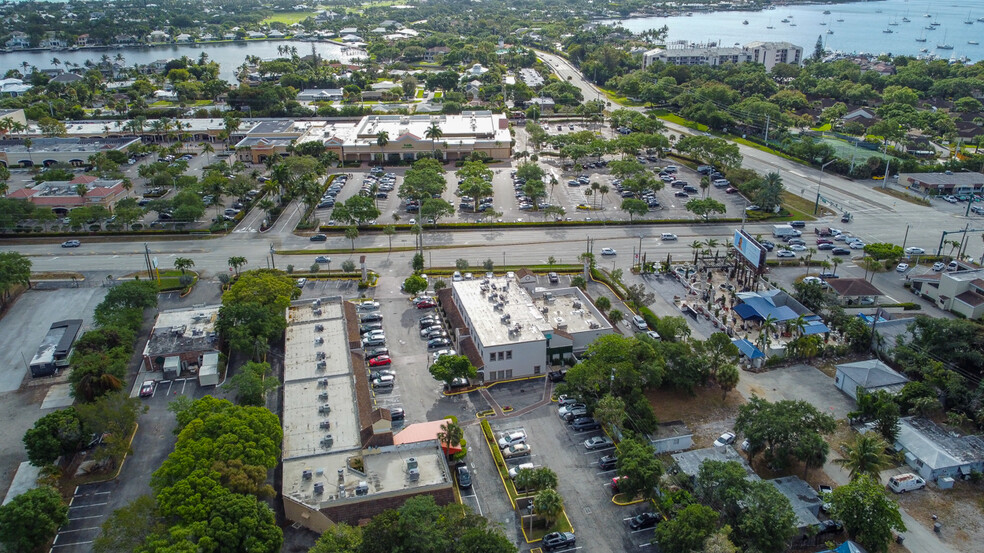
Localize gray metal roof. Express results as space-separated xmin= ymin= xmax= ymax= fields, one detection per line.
xmin=671 ymin=446 xmax=760 ymax=480
xmin=767 ymin=476 xmax=821 ymax=529
xmin=835 ymin=359 xmax=908 ymax=390
xmin=894 ymin=417 xmax=984 ymax=471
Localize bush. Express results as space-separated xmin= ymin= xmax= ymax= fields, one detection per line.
xmin=342 ymin=260 xmax=356 ymax=272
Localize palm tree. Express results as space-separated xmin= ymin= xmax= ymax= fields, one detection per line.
xmin=758 ymin=315 xmax=777 ymax=354
xmin=200 ymin=142 xmax=215 ymax=164
xmin=834 ymin=433 xmax=893 ymax=481
xmin=589 ymin=181 xmax=601 ymax=209
xmin=789 ymin=313 xmax=808 ymax=338
xmin=690 ymin=240 xmax=703 ymax=264
xmin=436 ymin=420 xmax=463 ymax=456
xmin=174 ymin=257 xmax=195 ymax=274
xmin=228 ymin=256 xmax=247 ymax=276
xmin=375 ymin=131 xmax=389 ymax=166
xmin=805 ymin=247 xmax=818 ymax=275
xmin=75 ymin=183 xmax=89 ymax=202
xmin=598 ymin=184 xmax=610 ymax=210
xmin=533 ymin=488 xmax=563 ymax=524
xmin=424 ymin=123 xmax=443 ymax=159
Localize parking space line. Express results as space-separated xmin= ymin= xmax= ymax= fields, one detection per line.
xmin=631 ymin=528 xmax=651 ymax=534
xmin=66 ymin=514 xmax=104 ymax=520
xmin=69 ymin=502 xmax=108 ymax=508
xmin=596 ymin=469 xmax=617 ymax=475
xmin=56 ymin=527 xmax=101 ymax=533
xmin=52 ymin=540 xmax=95 ymax=548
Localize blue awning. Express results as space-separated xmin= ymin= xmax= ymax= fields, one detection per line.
xmin=732 ymin=338 xmax=765 ymax=359
xmin=803 ymin=321 xmax=830 ymax=336
xmin=733 ymin=303 xmax=760 ymax=321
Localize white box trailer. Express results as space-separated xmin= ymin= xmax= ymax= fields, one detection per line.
xmin=772 ymin=224 xmax=801 ymax=238
xmin=198 ymin=351 xmax=220 ymax=386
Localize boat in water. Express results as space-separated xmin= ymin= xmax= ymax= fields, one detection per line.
xmin=823 ymin=10 xmax=831 ymax=15
xmin=883 ymin=29 xmax=893 ymax=34
xmin=970 ymin=40 xmax=980 ymax=45
xmin=902 ymin=17 xmax=911 ymax=22
xmin=742 ymin=20 xmax=748 ymax=25
xmin=826 ymin=29 xmax=834 ymax=35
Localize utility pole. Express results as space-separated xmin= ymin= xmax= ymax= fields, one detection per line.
xmin=763 ymin=115 xmax=770 ymax=144
xmin=901 ymin=224 xmax=910 ymax=251
xmin=882 ymin=157 xmax=891 ymax=188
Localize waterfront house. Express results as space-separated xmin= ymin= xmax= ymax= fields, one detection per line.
xmin=147 ymin=30 xmax=170 ymax=43
xmin=5 ymin=32 xmax=30 ymax=49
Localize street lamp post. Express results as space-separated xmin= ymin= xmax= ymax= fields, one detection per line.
xmin=813 ymin=160 xmax=836 ymax=215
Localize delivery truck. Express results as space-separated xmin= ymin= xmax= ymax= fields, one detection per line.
xmin=772 ymin=224 xmax=801 ymax=238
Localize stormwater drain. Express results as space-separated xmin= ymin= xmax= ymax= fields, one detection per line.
xmin=583 ymin=506 xmax=592 ymax=514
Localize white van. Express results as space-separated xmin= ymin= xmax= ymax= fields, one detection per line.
xmin=887 ymin=473 xmax=926 ymax=493
xmin=632 ymin=315 xmax=648 ymax=331
xmin=452 ymin=271 xmax=463 ymax=281
xmin=661 ymin=232 xmax=678 ymax=241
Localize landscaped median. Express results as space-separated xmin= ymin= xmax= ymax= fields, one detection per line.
xmin=480 ymin=420 xmax=574 ymax=542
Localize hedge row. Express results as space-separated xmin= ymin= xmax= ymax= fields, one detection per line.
xmin=319 ymin=217 xmax=743 ymax=233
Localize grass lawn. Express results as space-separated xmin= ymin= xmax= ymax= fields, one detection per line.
xmin=415 ymin=89 xmax=424 ymax=98
xmin=810 ymin=123 xmax=832 ymax=131
xmin=124 ymin=269 xmax=197 ymax=291
xmin=433 ymin=91 xmax=443 ymax=99
xmin=261 ymin=11 xmax=317 ymax=24
xmin=781 ymin=191 xmax=833 ymax=220
xmin=657 ymin=113 xmax=708 ymax=131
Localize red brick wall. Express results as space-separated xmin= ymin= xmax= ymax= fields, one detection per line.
xmin=320 ymin=486 xmax=455 ymax=525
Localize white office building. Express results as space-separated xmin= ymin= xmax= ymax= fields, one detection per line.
xmin=644 ymin=41 xmax=803 ymax=71
xmin=442 ymin=274 xmax=613 ymax=382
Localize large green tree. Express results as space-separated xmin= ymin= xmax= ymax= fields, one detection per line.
xmin=23 ymin=407 xmax=85 ymax=467
xmin=0 ymin=251 xmax=31 ymax=307
xmin=735 ymin=397 xmax=836 ymax=470
xmin=0 ymin=486 xmax=69 ymax=553
xmin=652 ymin=503 xmax=719 ymax=553
xmin=428 ymin=354 xmax=477 ymax=387
xmin=615 ymin=436 xmax=663 ymax=500
xmin=829 ymin=474 xmax=906 ymax=553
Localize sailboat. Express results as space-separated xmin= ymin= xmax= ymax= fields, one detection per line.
xmin=965 ymin=12 xmax=974 ymax=24
xmin=937 ymin=32 xmax=954 ymax=50
xmin=915 ymin=31 xmax=927 ymax=42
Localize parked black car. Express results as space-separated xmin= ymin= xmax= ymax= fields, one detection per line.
xmin=598 ymin=454 xmax=617 ymax=471
xmin=628 ymin=512 xmax=663 ymax=530
xmin=548 ymin=369 xmax=567 ymax=382
xmin=542 ymin=532 xmax=576 ymax=551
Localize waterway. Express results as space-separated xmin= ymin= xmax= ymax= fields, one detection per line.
xmin=0 ymin=40 xmax=361 ymax=83
xmin=603 ymin=0 xmax=984 ymax=62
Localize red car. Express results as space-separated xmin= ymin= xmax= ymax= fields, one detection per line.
xmin=416 ymin=300 xmax=437 ymax=309
xmin=368 ymin=355 xmax=392 ymax=367
xmin=611 ymin=475 xmax=627 ymax=492
xmin=816 ymin=238 xmax=832 ymax=245
xmin=725 ymin=186 xmax=739 ymax=194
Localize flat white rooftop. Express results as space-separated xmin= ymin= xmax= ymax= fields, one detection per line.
xmin=282 ymin=299 xmax=359 ymax=460
xmin=453 ymin=279 xmax=610 ymax=348
xmin=283 ymin=441 xmax=449 ymax=509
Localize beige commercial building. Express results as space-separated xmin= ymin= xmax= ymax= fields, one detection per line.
xmin=281 ymin=299 xmax=454 ymax=532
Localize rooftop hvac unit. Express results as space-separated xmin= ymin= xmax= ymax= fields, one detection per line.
xmin=313 ymin=482 xmax=324 ymax=495
xmin=302 ymin=470 xmax=313 ymax=480
xmin=316 ymin=351 xmax=326 ymax=360
xmin=408 ymin=468 xmax=420 ymax=481
xmin=313 ymin=309 xmax=322 ymax=316
xmin=321 ymin=434 xmax=334 ymax=448
xmin=500 ymin=314 xmax=511 ymax=323
xmin=317 ymin=361 xmax=327 ymax=370
xmin=589 ymin=321 xmax=600 ymax=329
xmin=315 ymin=324 xmax=324 ymax=332
xmin=541 ymin=307 xmax=549 ymax=314
xmin=318 ymin=378 xmax=328 ymax=387
xmin=572 ymin=301 xmax=582 ymax=309
xmin=313 ymin=299 xmax=321 ymax=307
xmin=320 ymin=421 xmax=331 ymax=430
xmin=355 ymin=481 xmax=369 ymax=496
xmin=337 ymin=469 xmax=345 ymax=482
xmin=315 ymin=337 xmax=324 ymax=345
xmin=319 ymin=404 xmax=331 ymax=414
xmin=318 ymin=392 xmax=328 ymax=400
xmin=407 ymin=457 xmax=418 ymax=470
